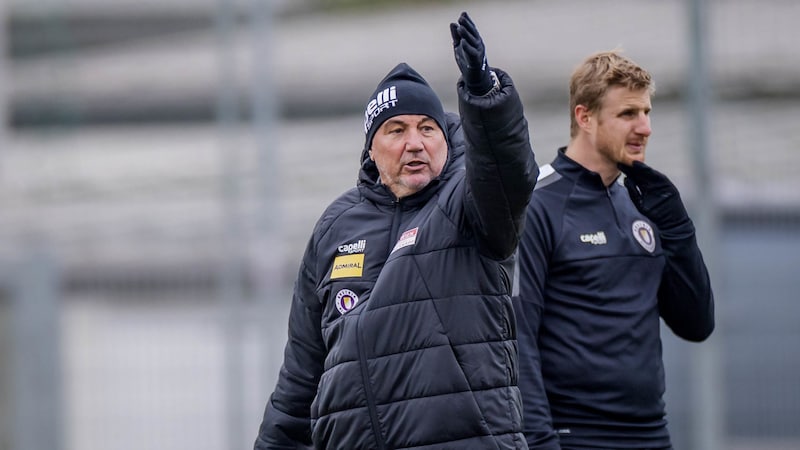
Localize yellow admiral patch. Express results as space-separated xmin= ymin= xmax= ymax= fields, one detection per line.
xmin=331 ymin=254 xmax=364 ymax=279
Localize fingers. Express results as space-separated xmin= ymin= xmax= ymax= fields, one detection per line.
xmin=451 ymin=14 xmax=482 ymax=66
xmin=451 ymin=11 xmax=492 ymax=94
xmin=617 ymin=160 xmax=648 ymax=178
xmin=624 ymin=177 xmax=642 ymax=197
xmin=452 ymin=12 xmax=481 ymax=50
xmin=619 ymin=161 xmax=675 ymax=194
xmin=457 ymin=11 xmax=478 ymax=37
xmin=461 ymin=43 xmax=482 ymax=62
xmin=456 ymin=13 xmax=481 ymax=48
xmin=449 ymin=23 xmax=460 ymax=46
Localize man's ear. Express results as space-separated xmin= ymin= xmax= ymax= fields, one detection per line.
xmin=575 ymin=104 xmax=592 ymax=131
xmin=368 ymin=150 xmax=374 ymax=161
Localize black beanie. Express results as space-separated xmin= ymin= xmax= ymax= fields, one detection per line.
xmin=362 ymin=63 xmax=447 ymax=153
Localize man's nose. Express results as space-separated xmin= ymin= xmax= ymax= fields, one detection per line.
xmin=404 ymin=130 xmax=425 ymax=150
xmin=636 ymin=114 xmax=652 ymax=136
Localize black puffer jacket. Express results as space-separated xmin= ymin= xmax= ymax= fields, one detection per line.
xmin=255 ymin=68 xmax=537 ymax=450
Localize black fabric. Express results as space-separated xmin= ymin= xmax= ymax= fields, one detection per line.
xmin=516 ymin=149 xmax=714 ymax=449
xmin=618 ymin=161 xmax=691 ymax=233
xmin=362 ymin=63 xmax=448 ymax=157
xmin=450 ymin=11 xmax=494 ymax=96
xmin=255 ymin=68 xmax=537 ymax=450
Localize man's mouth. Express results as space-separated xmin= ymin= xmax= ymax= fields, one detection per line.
xmin=627 ymin=142 xmax=645 ymax=151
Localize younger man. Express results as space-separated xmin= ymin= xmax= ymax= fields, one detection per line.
xmin=516 ymin=50 xmax=715 ymax=450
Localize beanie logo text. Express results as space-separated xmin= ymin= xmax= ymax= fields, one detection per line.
xmin=364 ymin=85 xmax=397 ymax=134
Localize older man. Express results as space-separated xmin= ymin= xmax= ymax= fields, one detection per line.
xmin=254 ymin=12 xmax=537 ymax=450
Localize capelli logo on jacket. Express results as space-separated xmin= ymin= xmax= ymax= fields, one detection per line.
xmin=331 ymin=239 xmax=367 ymax=279
xmin=338 ymin=239 xmax=366 ymax=255
xmin=363 ymin=86 xmax=397 ymax=133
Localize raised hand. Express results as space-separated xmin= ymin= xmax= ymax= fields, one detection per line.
xmin=450 ymin=12 xmax=493 ymax=95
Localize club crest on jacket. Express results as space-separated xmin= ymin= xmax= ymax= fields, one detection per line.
xmin=335 ymin=289 xmax=359 ymax=315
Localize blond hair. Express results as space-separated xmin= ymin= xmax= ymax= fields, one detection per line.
xmin=569 ymin=50 xmax=654 ymax=137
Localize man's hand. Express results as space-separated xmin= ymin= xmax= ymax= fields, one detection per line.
xmin=618 ymin=161 xmax=691 ymax=232
xmin=450 ymin=12 xmax=494 ymax=96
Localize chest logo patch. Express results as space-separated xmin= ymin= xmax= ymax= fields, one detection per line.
xmin=632 ymin=220 xmax=656 ymax=253
xmin=335 ymin=289 xmax=359 ymax=315
xmin=331 ymin=254 xmax=364 ymax=279
xmin=391 ymin=227 xmax=418 ymax=253
xmin=580 ymin=231 xmax=607 ymax=245
xmin=338 ymin=239 xmax=366 ymax=254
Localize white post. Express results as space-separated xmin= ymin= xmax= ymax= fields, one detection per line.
xmin=686 ymin=0 xmax=724 ymax=449
xmin=215 ymin=1 xmax=246 ymax=449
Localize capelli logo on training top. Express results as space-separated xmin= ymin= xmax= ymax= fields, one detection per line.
xmin=364 ymin=86 xmax=398 ymax=133
xmin=580 ymin=231 xmax=607 ymax=245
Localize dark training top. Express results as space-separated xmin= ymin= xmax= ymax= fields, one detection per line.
xmin=255 ymin=68 xmax=537 ymax=450
xmin=515 ymin=149 xmax=714 ymax=450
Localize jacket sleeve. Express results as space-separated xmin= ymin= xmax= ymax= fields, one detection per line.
xmin=254 ymin=251 xmax=326 ymax=450
xmin=657 ymin=222 xmax=715 ymax=342
xmin=457 ymin=68 xmax=538 ymax=260
xmin=515 ymin=199 xmax=561 ymax=450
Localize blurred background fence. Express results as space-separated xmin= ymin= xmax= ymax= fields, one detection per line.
xmin=1 ymin=0 xmax=799 ymax=449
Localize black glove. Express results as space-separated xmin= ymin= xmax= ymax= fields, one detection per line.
xmin=450 ymin=12 xmax=494 ymax=96
xmin=618 ymin=161 xmax=691 ymax=232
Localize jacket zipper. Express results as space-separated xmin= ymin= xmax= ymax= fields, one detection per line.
xmin=354 ymin=200 xmax=402 ymax=450
xmin=355 ymin=313 xmax=385 ymax=450
xmin=606 ymin=186 xmax=623 ymax=231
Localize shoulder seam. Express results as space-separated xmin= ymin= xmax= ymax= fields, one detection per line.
xmin=534 ymin=164 xmax=560 ymax=190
